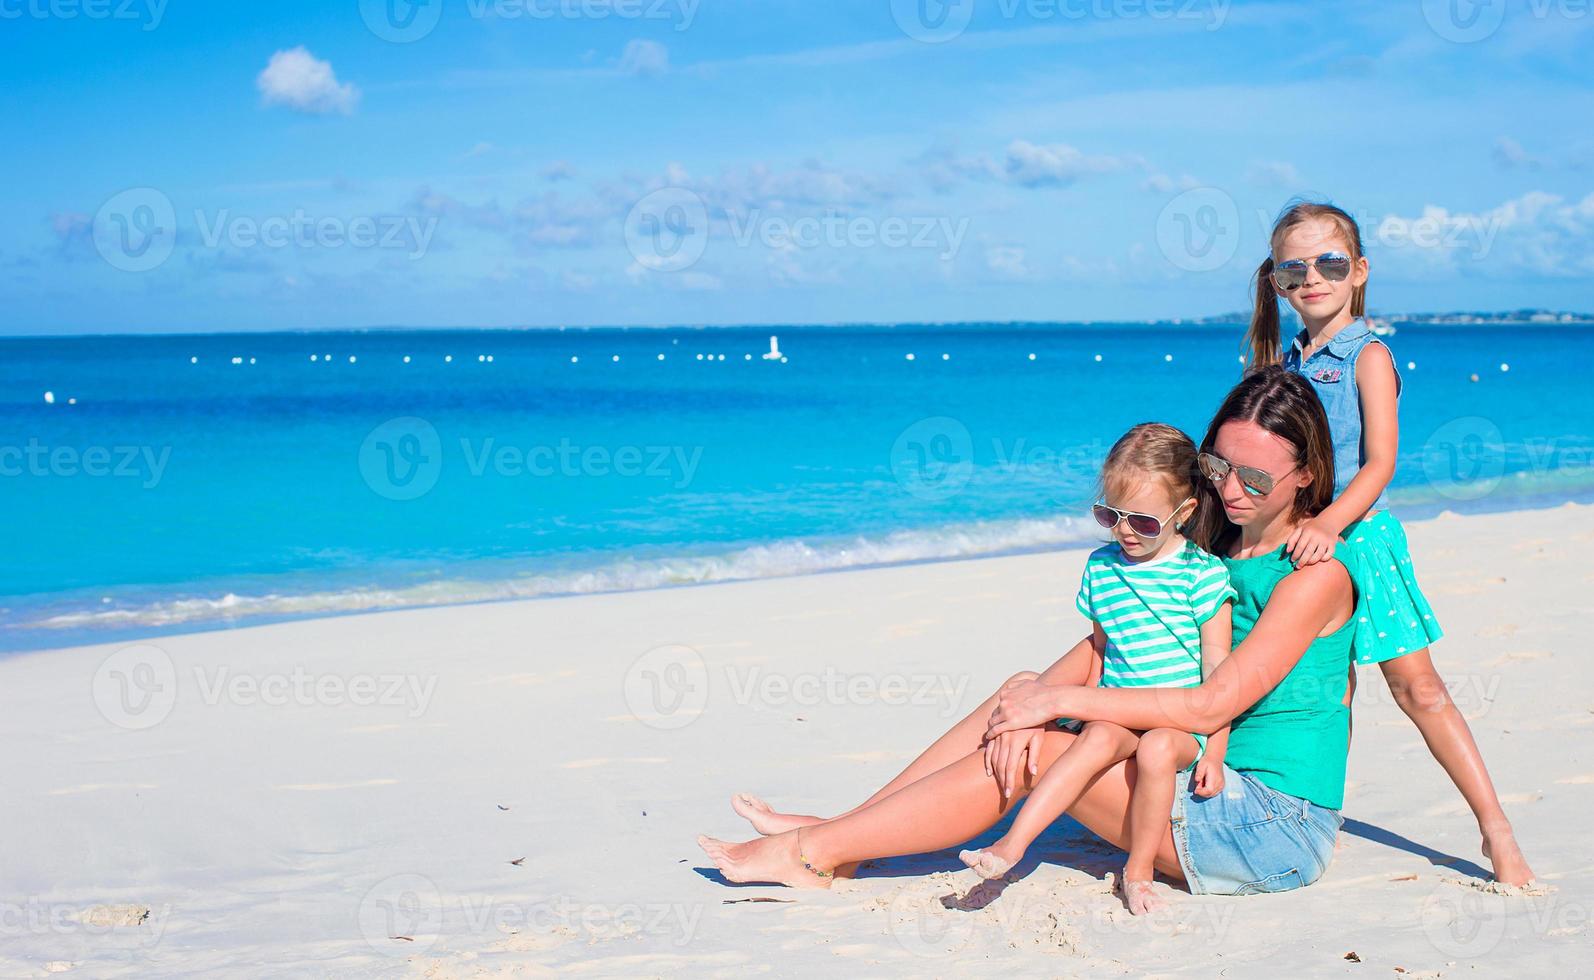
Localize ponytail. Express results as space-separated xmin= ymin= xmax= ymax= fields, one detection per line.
xmin=1244 ymin=256 xmax=1281 ymax=371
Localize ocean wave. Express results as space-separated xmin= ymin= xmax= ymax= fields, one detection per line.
xmin=22 ymin=515 xmax=1101 ymax=632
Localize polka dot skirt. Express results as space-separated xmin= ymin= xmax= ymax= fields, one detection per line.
xmin=1341 ymin=511 xmax=1444 ymax=665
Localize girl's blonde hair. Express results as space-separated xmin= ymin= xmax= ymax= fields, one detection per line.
xmin=1099 ymin=423 xmax=1199 ymax=518
xmin=1244 ymin=200 xmax=1368 ymax=370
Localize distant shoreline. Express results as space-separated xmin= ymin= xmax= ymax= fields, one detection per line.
xmin=4 ymin=312 xmax=1593 ymax=341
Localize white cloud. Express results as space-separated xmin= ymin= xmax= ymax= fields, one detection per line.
xmin=1492 ymin=137 xmax=1545 ymax=170
xmin=1142 ymin=172 xmax=1201 ymax=194
xmin=1373 ymin=190 xmax=1594 ymax=277
xmin=1246 ymin=161 xmax=1301 ymax=187
xmin=985 ymin=245 xmax=1031 ymax=279
xmin=257 ymin=47 xmax=359 ymax=116
xmin=1003 ymin=140 xmax=1141 ymax=188
xmin=618 ymin=40 xmax=669 ymax=76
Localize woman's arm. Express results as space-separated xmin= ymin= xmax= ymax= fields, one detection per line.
xmin=986 ymin=561 xmax=1352 ymax=739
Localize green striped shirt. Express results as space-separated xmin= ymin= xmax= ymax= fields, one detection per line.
xmin=1076 ymin=539 xmax=1235 ymax=689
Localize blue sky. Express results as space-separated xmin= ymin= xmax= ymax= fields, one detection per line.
xmin=2 ymin=0 xmax=1592 ymax=334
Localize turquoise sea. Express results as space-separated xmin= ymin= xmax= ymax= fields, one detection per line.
xmin=3 ymin=322 xmax=1589 ymax=652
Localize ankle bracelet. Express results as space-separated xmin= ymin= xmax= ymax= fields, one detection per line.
xmin=796 ymin=828 xmax=833 ymax=879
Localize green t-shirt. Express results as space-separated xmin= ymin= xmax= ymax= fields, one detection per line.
xmin=1222 ymin=543 xmax=1357 ymax=810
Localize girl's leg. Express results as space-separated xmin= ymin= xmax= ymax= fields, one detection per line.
xmin=959 ymin=721 xmax=1140 ymax=879
xmin=734 ymin=670 xmax=1043 ymax=835
xmin=1123 ymin=729 xmax=1199 ymax=914
xmin=1380 ymin=649 xmax=1535 ymax=885
xmin=700 ymin=728 xmax=1186 ymax=889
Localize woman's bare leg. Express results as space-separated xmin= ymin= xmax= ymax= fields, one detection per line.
xmin=959 ymin=721 xmax=1139 ymax=879
xmin=733 ymin=670 xmax=1044 ymax=835
xmin=1380 ymin=649 xmax=1534 ymax=885
xmin=1123 ymin=729 xmax=1199 ymax=914
xmin=700 ymin=727 xmax=1184 ymax=889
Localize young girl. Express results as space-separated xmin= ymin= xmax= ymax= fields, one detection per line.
xmin=958 ymin=423 xmax=1235 ymax=914
xmin=1243 ymin=201 xmax=1535 ymax=885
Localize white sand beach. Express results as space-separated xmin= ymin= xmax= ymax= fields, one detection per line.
xmin=4 ymin=504 xmax=1591 ymax=977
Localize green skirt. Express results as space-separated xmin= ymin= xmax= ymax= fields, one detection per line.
xmin=1342 ymin=511 xmax=1444 ymax=665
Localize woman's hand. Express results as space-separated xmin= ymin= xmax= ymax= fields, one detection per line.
xmin=1193 ymin=756 xmax=1226 ymax=798
xmin=983 ymin=727 xmax=1046 ymax=800
xmin=986 ymin=677 xmax=1063 ymax=741
xmin=1285 ymin=517 xmax=1338 ymax=567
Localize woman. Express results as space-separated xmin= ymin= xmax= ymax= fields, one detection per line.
xmin=699 ymin=366 xmax=1359 ymax=896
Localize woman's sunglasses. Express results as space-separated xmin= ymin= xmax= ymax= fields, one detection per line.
xmin=1197 ymin=451 xmax=1296 ymax=497
xmin=1271 ymin=251 xmax=1352 ymax=291
xmin=1092 ymin=497 xmax=1192 ymax=539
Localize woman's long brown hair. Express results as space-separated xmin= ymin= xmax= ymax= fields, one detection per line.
xmin=1245 ymin=201 xmax=1368 ymax=370
xmin=1188 ymin=365 xmax=1336 ymax=556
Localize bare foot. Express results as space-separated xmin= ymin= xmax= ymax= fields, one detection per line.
xmin=1481 ymin=825 xmax=1536 ymax=886
xmin=730 ymin=793 xmax=822 ymax=836
xmin=696 ymin=832 xmax=833 ymax=889
xmin=1124 ymin=876 xmax=1165 ymax=915
xmin=958 ymin=842 xmax=1018 ymax=880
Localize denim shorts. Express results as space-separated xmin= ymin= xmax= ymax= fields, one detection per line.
xmin=1169 ymin=765 xmax=1342 ymax=895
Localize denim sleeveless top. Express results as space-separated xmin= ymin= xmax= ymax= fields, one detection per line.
xmin=1280 ymin=317 xmax=1400 ymax=513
